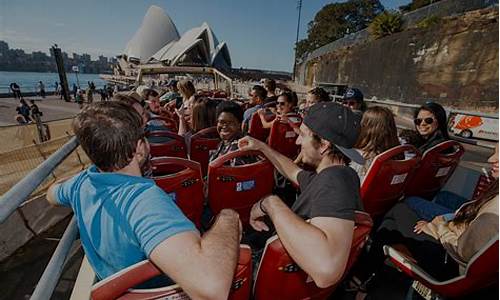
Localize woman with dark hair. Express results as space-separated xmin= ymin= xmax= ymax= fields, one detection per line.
xmin=257 ymin=91 xmax=298 ymax=129
xmin=413 ymin=101 xmax=449 ymax=152
xmin=190 ymin=98 xmax=219 ymax=133
xmin=209 ymin=101 xmax=256 ymax=166
xmin=352 ymin=106 xmax=400 ymax=181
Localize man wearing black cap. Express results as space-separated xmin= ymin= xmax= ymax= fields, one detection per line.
xmin=238 ymin=102 xmax=364 ymax=288
xmin=342 ymin=87 xmax=365 ymax=113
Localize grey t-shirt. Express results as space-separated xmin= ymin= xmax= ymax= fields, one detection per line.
xmin=292 ymin=165 xmax=363 ymax=221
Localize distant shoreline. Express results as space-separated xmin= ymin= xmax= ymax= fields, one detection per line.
xmin=0 ymin=69 xmax=111 ymax=75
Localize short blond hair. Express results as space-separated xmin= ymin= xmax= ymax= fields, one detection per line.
xmin=177 ymin=80 xmax=196 ymax=99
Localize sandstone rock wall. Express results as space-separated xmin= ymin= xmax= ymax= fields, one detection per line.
xmin=297 ymin=8 xmax=498 ymax=110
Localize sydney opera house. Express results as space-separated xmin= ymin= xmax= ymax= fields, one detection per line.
xmin=116 ymin=5 xmax=231 ymax=74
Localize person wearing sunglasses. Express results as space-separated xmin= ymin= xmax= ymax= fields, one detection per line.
xmin=412 ymin=101 xmax=449 ymax=153
xmin=342 ymin=88 xmax=365 ymax=114
xmin=257 ymin=91 xmax=298 ymax=129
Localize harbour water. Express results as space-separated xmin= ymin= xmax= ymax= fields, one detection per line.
xmin=0 ymin=71 xmax=107 ymax=94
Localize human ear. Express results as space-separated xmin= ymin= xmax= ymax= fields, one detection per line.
xmin=319 ymin=140 xmax=330 ymax=155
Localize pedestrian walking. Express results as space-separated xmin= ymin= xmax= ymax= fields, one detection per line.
xmin=10 ymin=82 xmax=22 ymax=99
xmin=38 ymin=81 xmax=46 ymax=98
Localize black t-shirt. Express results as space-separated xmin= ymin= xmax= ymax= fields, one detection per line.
xmin=292 ymin=165 xmax=362 ymax=221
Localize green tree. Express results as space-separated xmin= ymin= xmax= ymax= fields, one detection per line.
xmin=295 ymin=0 xmax=384 ymax=58
xmin=368 ymin=11 xmax=403 ymax=39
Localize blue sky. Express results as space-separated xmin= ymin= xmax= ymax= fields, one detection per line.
xmin=0 ymin=0 xmax=410 ymax=72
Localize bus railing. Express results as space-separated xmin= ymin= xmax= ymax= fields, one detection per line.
xmin=0 ymin=136 xmax=79 ymax=223
xmin=0 ymin=137 xmax=80 ymax=300
xmin=30 ymin=217 xmax=78 ymax=300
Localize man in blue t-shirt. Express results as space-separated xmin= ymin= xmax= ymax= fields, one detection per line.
xmin=47 ymin=101 xmax=241 ymax=299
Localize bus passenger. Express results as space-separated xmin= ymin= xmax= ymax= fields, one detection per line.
xmin=304 ymin=87 xmax=329 ymax=110
xmin=210 ymin=101 xmax=256 ymax=166
xmin=47 ymin=102 xmax=241 ymax=299
xmin=242 ymin=85 xmax=267 ymax=131
xmin=351 ymin=106 xmax=400 ymax=181
xmin=263 ymin=79 xmax=277 ymax=103
xmin=412 ymin=101 xmax=449 ymax=153
xmin=342 ymin=88 xmax=365 ymax=113
xmin=238 ymin=102 xmax=365 ymax=288
xmin=257 ymin=91 xmax=298 ymax=129
xmin=354 ymin=179 xmax=498 ymax=296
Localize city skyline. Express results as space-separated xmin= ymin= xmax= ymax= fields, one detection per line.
xmin=0 ymin=40 xmax=114 ymax=74
xmin=0 ymin=0 xmax=411 ymax=72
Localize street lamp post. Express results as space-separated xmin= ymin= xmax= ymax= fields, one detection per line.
xmin=293 ymin=0 xmax=303 ymax=82
xmin=72 ymin=65 xmax=80 ymax=88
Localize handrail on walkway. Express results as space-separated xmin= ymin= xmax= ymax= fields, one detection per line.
xmin=0 ymin=136 xmax=79 ymax=223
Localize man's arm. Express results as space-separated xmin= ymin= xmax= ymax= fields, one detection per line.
xmin=150 ymin=209 xmax=241 ymax=300
xmin=46 ymin=174 xmax=78 ymax=206
xmin=255 ymin=196 xmax=354 ymax=288
xmin=238 ymin=136 xmax=302 ymax=185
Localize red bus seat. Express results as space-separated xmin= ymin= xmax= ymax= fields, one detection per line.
xmin=207 ymin=150 xmax=275 ymax=225
xmin=361 ymin=145 xmax=420 ymax=219
xmin=151 ymin=157 xmax=204 ymax=229
xmin=147 ymin=131 xmax=188 ymax=159
xmin=248 ymin=112 xmax=275 ymax=142
xmin=148 ymin=116 xmax=178 ymax=132
xmin=189 ymin=126 xmax=220 ymax=176
xmin=253 ymin=212 xmax=373 ymax=300
xmin=267 ymin=114 xmax=302 ymax=159
xmin=405 ymin=141 xmax=464 ymax=199
xmin=91 ymin=245 xmax=252 ymax=300
xmin=384 ymin=235 xmax=498 ymax=299
xmin=471 ymin=174 xmax=493 ymax=201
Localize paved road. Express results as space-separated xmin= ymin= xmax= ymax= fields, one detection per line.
xmin=0 ymin=95 xmax=80 ymax=126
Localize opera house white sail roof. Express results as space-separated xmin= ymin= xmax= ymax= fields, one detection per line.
xmin=122 ymin=5 xmax=231 ymax=70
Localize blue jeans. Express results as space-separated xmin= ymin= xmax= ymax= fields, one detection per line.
xmin=405 ymin=191 xmax=467 ymax=221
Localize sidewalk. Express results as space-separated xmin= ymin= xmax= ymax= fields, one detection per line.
xmin=0 ymin=96 xmax=81 ymax=126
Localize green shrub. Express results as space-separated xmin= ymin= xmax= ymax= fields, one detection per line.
xmin=416 ymin=15 xmax=441 ymax=29
xmin=369 ymin=11 xmax=403 ymax=39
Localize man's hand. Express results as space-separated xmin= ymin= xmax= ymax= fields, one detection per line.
xmin=257 ymin=108 xmax=265 ymax=116
xmin=249 ymin=195 xmax=279 ymax=232
xmin=413 ymin=220 xmax=428 ymax=234
xmin=237 ymin=136 xmax=264 ymax=152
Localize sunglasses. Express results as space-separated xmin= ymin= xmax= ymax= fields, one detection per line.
xmin=277 ymin=101 xmax=286 ymax=106
xmin=343 ymin=100 xmax=358 ymax=106
xmin=414 ymin=117 xmax=435 ymax=126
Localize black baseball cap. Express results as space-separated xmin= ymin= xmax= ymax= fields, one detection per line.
xmin=303 ymin=102 xmax=364 ymax=164
xmin=343 ymin=88 xmax=364 ymax=102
